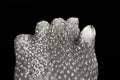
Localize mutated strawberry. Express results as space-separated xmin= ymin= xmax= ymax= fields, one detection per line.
xmin=14 ymin=18 xmax=98 ymax=80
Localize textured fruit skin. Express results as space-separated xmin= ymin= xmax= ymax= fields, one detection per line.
xmin=14 ymin=18 xmax=98 ymax=80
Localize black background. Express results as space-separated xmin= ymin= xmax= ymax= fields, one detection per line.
xmin=0 ymin=0 xmax=118 ymax=80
